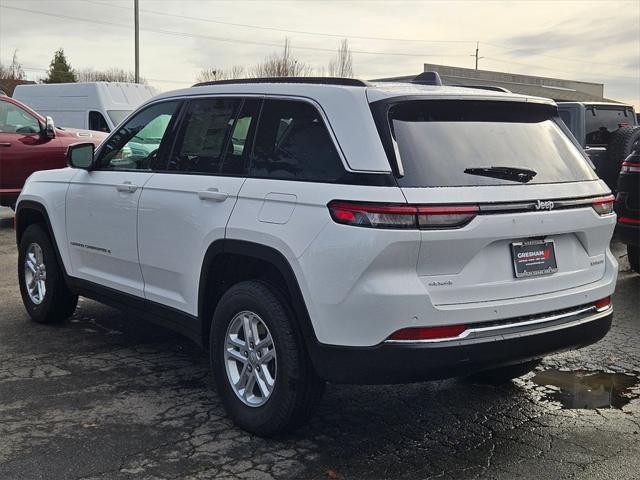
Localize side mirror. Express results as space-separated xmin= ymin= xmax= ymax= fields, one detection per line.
xmin=67 ymin=143 xmax=95 ymax=170
xmin=44 ymin=116 xmax=56 ymax=139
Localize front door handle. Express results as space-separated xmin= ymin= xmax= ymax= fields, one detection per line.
xmin=197 ymin=188 xmax=228 ymax=202
xmin=0 ymin=142 xmax=11 ymax=147
xmin=116 ymin=181 xmax=138 ymax=193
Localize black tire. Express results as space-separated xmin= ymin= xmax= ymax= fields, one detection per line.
xmin=210 ymin=280 xmax=325 ymax=436
xmin=468 ymin=359 xmax=541 ymax=385
xmin=628 ymin=245 xmax=640 ymax=273
xmin=603 ymin=126 xmax=640 ymax=191
xmin=18 ymin=223 xmax=78 ymax=323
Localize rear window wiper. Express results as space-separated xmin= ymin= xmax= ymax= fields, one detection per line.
xmin=464 ymin=166 xmax=537 ymax=183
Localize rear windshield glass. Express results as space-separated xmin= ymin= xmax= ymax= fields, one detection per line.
xmin=387 ymin=100 xmax=598 ymax=187
xmin=585 ymin=106 xmax=637 ymax=146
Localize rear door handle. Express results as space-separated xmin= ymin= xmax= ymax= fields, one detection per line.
xmin=0 ymin=142 xmax=11 ymax=147
xmin=197 ymin=188 xmax=228 ymax=202
xmin=116 ymin=181 xmax=138 ymax=193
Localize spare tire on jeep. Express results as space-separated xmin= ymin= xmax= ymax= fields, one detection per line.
xmin=603 ymin=126 xmax=640 ymax=191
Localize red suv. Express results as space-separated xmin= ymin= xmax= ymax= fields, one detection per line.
xmin=0 ymin=95 xmax=105 ymax=208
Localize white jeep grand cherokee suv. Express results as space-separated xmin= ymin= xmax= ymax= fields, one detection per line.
xmin=15 ymin=76 xmax=617 ymax=436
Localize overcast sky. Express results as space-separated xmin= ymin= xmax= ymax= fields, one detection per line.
xmin=1 ymin=0 xmax=638 ymax=107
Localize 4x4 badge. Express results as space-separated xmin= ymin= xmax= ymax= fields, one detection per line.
xmin=535 ymin=200 xmax=554 ymax=210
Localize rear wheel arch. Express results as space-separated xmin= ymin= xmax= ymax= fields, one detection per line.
xmin=198 ymin=240 xmax=318 ymax=353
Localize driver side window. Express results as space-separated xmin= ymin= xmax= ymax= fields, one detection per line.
xmin=0 ymin=100 xmax=40 ymax=134
xmin=97 ymin=101 xmax=179 ymax=171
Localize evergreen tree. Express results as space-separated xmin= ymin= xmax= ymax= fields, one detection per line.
xmin=43 ymin=49 xmax=77 ymax=83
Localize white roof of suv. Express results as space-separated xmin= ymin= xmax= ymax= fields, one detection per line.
xmin=150 ymin=78 xmax=555 ymax=173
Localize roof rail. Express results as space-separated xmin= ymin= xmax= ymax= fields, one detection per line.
xmin=453 ymin=84 xmax=512 ymax=93
xmin=192 ymin=77 xmax=369 ymax=87
xmin=410 ymin=71 xmax=443 ymax=86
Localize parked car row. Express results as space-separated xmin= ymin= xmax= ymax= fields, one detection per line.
xmin=14 ymin=75 xmax=620 ymax=435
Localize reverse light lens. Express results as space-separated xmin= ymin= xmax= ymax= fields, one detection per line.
xmin=595 ymin=296 xmax=611 ymax=312
xmin=591 ymin=195 xmax=615 ymax=216
xmin=387 ymin=324 xmax=467 ymax=341
xmin=328 ymin=201 xmax=478 ymax=229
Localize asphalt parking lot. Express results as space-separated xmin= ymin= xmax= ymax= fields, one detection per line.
xmin=0 ymin=205 xmax=639 ymax=480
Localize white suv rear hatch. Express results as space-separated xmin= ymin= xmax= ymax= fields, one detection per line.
xmin=385 ymin=99 xmax=615 ymax=306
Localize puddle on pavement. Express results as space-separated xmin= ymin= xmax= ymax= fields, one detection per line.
xmin=531 ymin=369 xmax=640 ymax=409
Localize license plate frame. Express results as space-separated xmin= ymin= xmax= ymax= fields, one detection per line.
xmin=511 ymin=239 xmax=558 ymax=278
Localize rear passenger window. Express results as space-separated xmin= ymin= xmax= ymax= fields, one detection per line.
xmin=251 ymin=99 xmax=344 ymax=182
xmin=168 ymin=98 xmax=240 ymax=174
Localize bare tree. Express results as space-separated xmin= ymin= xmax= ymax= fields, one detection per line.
xmin=328 ymin=39 xmax=354 ymax=78
xmin=250 ymin=38 xmax=312 ymax=78
xmin=0 ymin=50 xmax=26 ymax=80
xmin=197 ymin=65 xmax=245 ymax=83
xmin=76 ymin=68 xmax=146 ymax=83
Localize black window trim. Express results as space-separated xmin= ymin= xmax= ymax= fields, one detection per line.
xmin=370 ymin=95 xmax=595 ymax=182
xmin=93 ymin=98 xmax=186 ymax=173
xmin=91 ymin=93 xmax=395 ymax=186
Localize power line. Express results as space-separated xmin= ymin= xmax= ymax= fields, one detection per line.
xmin=86 ymin=0 xmax=477 ymax=45
xmin=0 ymin=5 xmax=471 ymax=58
xmin=86 ymin=0 xmax=635 ymax=70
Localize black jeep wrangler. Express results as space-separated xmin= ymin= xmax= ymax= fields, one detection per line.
xmin=557 ymin=102 xmax=639 ymax=190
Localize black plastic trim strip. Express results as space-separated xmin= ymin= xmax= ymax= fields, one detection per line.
xmin=478 ymin=195 xmax=605 ymax=214
xmin=193 ymin=77 xmax=369 ymax=87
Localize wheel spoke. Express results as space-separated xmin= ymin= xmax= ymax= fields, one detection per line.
xmin=259 ymin=349 xmax=275 ymax=365
xmin=26 ymin=259 xmax=37 ymax=275
xmin=228 ymin=334 xmax=245 ymax=349
xmin=256 ymin=368 xmax=274 ymax=397
xmin=225 ymin=347 xmax=247 ymax=364
xmin=234 ymin=363 xmax=250 ymax=388
xmin=243 ymin=372 xmax=257 ymax=400
xmin=242 ymin=315 xmax=253 ymax=344
xmin=36 ymin=280 xmax=44 ymax=301
xmin=255 ymin=333 xmax=272 ymax=350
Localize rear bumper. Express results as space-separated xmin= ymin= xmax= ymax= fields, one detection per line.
xmin=616 ymin=221 xmax=640 ymax=247
xmin=311 ymin=306 xmax=612 ymax=384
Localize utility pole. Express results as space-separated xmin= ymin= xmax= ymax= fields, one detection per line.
xmin=134 ymin=0 xmax=139 ymax=83
xmin=473 ymin=41 xmax=484 ymax=70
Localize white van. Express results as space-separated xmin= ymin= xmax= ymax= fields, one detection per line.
xmin=13 ymin=82 xmax=157 ymax=133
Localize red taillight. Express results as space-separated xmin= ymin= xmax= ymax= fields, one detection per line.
xmin=591 ymin=195 xmax=615 ymax=216
xmin=387 ymin=324 xmax=466 ymax=341
xmin=619 ymin=216 xmax=640 ymax=225
xmin=595 ymin=296 xmax=611 ymax=312
xmin=327 ymin=201 xmax=478 ymax=230
xmin=621 ymin=161 xmax=640 ymax=173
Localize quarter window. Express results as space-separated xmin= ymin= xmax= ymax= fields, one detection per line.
xmin=251 ymin=99 xmax=344 ymax=182
xmin=97 ymin=101 xmax=179 ymax=171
